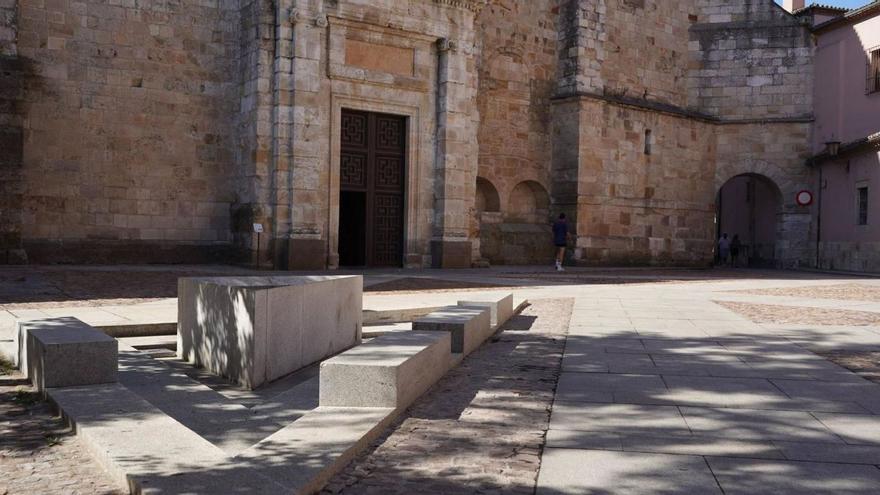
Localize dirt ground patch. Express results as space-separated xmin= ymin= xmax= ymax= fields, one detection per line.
xmin=0 ymin=383 xmax=123 ymax=495
xmin=730 ymin=283 xmax=880 ymax=302
xmin=365 ymin=277 xmax=514 ymax=294
xmin=715 ymin=301 xmax=880 ymax=326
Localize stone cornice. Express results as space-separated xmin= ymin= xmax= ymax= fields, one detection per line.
xmin=432 ymin=0 xmax=487 ymax=13
xmin=552 ymin=91 xmax=814 ymax=126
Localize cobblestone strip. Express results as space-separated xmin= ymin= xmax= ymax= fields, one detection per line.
xmin=0 ymin=385 xmax=124 ymax=495
xmin=715 ymin=300 xmax=880 ymax=326
xmin=322 ymin=298 xmax=573 ymax=495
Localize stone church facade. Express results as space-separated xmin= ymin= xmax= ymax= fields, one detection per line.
xmin=0 ymin=0 xmax=816 ymax=269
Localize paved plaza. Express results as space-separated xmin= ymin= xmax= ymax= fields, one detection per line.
xmin=4 ymin=266 xmax=880 ymax=493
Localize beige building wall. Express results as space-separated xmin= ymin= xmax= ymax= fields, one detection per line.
xmin=1 ymin=0 xmax=821 ymax=269
xmin=474 ymin=0 xmax=557 ymax=265
xmin=14 ymin=0 xmax=241 ymax=262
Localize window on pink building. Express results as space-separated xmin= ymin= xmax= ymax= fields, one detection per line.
xmin=858 ymin=186 xmax=869 ymax=225
xmin=869 ymin=48 xmax=880 ymax=95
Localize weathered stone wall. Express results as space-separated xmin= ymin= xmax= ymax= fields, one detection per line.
xmin=0 ymin=0 xmax=25 ymax=263
xmin=474 ymin=0 xmax=557 ymax=265
xmin=6 ymin=0 xmax=821 ymax=269
xmin=696 ymin=0 xmax=815 ymax=267
xmin=572 ymin=98 xmax=717 ymax=265
xmin=690 ymin=0 xmax=813 ymax=119
xmin=714 ymin=122 xmax=813 ymax=267
xmin=14 ymin=0 xmax=241 ymax=263
xmin=552 ymin=0 xmax=815 ymax=267
xmin=271 ymin=0 xmax=482 ymax=269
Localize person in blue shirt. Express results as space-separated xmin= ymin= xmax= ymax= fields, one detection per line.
xmin=552 ymin=213 xmax=569 ymax=271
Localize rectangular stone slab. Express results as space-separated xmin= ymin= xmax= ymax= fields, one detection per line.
xmin=319 ymin=331 xmax=451 ymax=409
xmin=458 ymin=293 xmax=514 ymax=328
xmin=19 ymin=317 xmax=117 ymax=391
xmin=412 ymin=306 xmax=491 ymax=356
xmin=177 ymin=275 xmax=362 ymax=390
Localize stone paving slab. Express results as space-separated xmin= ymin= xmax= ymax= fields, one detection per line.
xmin=545 ymin=429 xmax=786 ymax=460
xmin=706 ymin=457 xmax=880 ymax=495
xmin=678 ymin=406 xmax=846 ymax=443
xmin=811 ymin=412 xmax=880 ymax=446
xmin=772 ymin=440 xmax=880 ymax=464
xmin=549 ymin=402 xmax=691 ymax=436
xmin=537 ymin=449 xmax=722 ymax=495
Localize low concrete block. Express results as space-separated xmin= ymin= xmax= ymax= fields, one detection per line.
xmin=319 ymin=331 xmax=451 ymax=409
xmin=458 ymin=293 xmax=514 ymax=328
xmin=18 ymin=317 xmax=117 ymax=391
xmin=412 ymin=306 xmax=492 ymax=356
xmin=177 ymin=275 xmax=362 ymax=389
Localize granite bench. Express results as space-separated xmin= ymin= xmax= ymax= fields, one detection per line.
xmin=319 ymin=331 xmax=451 ymax=410
xmin=457 ymin=293 xmax=514 ymax=329
xmin=17 ymin=317 xmax=117 ymax=392
xmin=411 ymin=306 xmax=492 ymax=356
xmin=177 ymin=275 xmax=362 ymax=389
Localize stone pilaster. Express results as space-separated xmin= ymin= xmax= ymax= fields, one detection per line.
xmin=431 ymin=36 xmax=478 ymax=268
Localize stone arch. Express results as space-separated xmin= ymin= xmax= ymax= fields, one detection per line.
xmin=507 ymin=180 xmax=550 ymax=223
xmin=715 ymin=159 xmax=805 ymax=208
xmin=716 ymin=173 xmax=784 ymax=267
xmin=476 ymin=176 xmax=501 ymax=212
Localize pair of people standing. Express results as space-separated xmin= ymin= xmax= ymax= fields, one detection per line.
xmin=717 ymin=233 xmax=742 ymax=267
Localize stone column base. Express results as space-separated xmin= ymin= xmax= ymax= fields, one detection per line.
xmin=431 ymin=240 xmax=472 ymax=269
xmin=287 ymin=238 xmax=326 ymax=270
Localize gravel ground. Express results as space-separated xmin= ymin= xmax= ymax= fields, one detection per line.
xmin=715 ymin=301 xmax=880 ymax=326
xmin=322 ymin=298 xmax=572 ymax=495
xmin=0 ymin=383 xmax=124 ymax=495
xmin=731 ymin=283 xmax=880 ymax=302
xmin=364 ymin=277 xmax=515 ymax=294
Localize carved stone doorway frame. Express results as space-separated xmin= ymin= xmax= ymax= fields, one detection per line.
xmin=328 ymin=95 xmax=423 ymax=269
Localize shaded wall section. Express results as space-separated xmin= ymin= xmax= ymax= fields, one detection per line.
xmin=16 ymin=0 xmax=242 ymax=263
xmin=0 ymin=0 xmax=26 ymax=264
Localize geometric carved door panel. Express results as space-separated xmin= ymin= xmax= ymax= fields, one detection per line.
xmin=340 ymin=109 xmax=406 ymax=267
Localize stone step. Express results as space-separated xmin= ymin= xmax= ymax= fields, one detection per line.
xmin=17 ymin=317 xmax=117 ymax=391
xmin=412 ymin=306 xmax=492 ymax=356
xmin=458 ymin=293 xmax=515 ymax=328
xmin=319 ymin=331 xmax=452 ymax=409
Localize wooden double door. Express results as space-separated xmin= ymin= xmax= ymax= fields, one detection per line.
xmin=338 ymin=109 xmax=406 ymax=267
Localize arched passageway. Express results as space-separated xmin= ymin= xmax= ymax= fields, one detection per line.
xmin=716 ymin=174 xmax=782 ymax=267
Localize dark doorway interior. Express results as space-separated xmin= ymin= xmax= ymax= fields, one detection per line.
xmin=338 ymin=191 xmax=367 ymax=267
xmin=338 ymin=109 xmax=406 ymax=267
xmin=716 ymin=174 xmax=782 ymax=267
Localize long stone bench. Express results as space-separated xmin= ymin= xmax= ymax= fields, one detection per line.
xmin=17 ymin=317 xmax=117 ymax=392
xmin=319 ymin=331 xmax=451 ymax=409
xmin=177 ymin=275 xmax=362 ymax=390
xmin=412 ymin=306 xmax=492 ymax=356
xmin=458 ymin=293 xmax=514 ymax=329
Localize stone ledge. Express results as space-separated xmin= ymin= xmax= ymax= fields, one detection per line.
xmin=458 ymin=293 xmax=514 ymax=328
xmin=17 ymin=317 xmax=117 ymax=391
xmin=413 ymin=306 xmax=492 ymax=355
xmin=319 ymin=331 xmax=451 ymax=409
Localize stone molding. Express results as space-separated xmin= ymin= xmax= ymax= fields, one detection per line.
xmin=432 ymin=0 xmax=487 ymax=13
xmin=552 ymin=90 xmax=814 ymax=126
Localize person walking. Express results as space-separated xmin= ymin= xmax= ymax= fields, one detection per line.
xmin=718 ymin=233 xmax=731 ymax=267
xmin=553 ymin=213 xmax=569 ymax=271
xmin=730 ymin=234 xmax=742 ymax=267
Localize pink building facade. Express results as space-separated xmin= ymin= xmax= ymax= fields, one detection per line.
xmin=809 ymin=2 xmax=880 ymax=271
